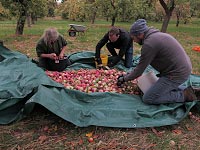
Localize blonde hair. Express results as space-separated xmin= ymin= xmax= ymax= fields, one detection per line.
xmin=42 ymin=27 xmax=59 ymax=45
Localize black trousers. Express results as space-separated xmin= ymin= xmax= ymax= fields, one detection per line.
xmin=38 ymin=57 xmax=71 ymax=72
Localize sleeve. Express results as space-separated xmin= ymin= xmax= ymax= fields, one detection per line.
xmin=60 ymin=35 xmax=67 ymax=47
xmin=95 ymin=32 xmax=109 ymax=58
xmin=36 ymin=39 xmax=46 ymax=57
xmin=124 ymin=44 xmax=156 ymax=81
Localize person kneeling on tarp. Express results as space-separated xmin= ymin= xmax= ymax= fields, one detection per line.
xmin=95 ymin=27 xmax=134 ymax=68
xmin=117 ymin=19 xmax=198 ymax=104
xmin=36 ymin=27 xmax=71 ymax=72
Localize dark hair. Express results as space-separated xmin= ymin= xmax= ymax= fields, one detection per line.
xmin=109 ymin=27 xmax=120 ymax=36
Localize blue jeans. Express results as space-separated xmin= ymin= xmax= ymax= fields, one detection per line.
xmin=125 ymin=47 xmax=133 ymax=68
xmin=142 ymin=76 xmax=187 ymax=104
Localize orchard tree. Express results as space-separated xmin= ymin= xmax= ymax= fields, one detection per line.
xmin=158 ymin=0 xmax=199 ymax=31
xmin=175 ymin=2 xmax=191 ymax=27
xmin=13 ymin=0 xmax=28 ymax=35
xmin=27 ymin=0 xmax=47 ymax=27
xmin=1 ymin=0 xmax=47 ymax=35
xmin=98 ymin=0 xmax=126 ymax=26
xmin=60 ymin=0 xmax=86 ymax=21
xmin=0 ymin=2 xmax=10 ymax=20
xmin=159 ymin=0 xmax=175 ymax=32
xmin=47 ymin=0 xmax=57 ymax=17
xmin=84 ymin=0 xmax=98 ymax=24
xmin=98 ymin=0 xmax=155 ymax=26
xmin=190 ymin=0 xmax=200 ymax=17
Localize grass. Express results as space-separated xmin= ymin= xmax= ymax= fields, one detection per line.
xmin=1 ymin=17 xmax=200 ymax=149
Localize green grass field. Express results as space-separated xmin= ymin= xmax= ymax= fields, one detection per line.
xmin=0 ymin=17 xmax=200 ymax=149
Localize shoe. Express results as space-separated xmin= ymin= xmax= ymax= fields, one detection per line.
xmin=184 ymin=86 xmax=197 ymax=102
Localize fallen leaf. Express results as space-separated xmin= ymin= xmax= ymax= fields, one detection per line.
xmin=172 ymin=129 xmax=182 ymax=135
xmin=185 ymin=124 xmax=193 ymax=131
xmin=151 ymin=128 xmax=164 ymax=137
xmin=38 ymin=135 xmax=47 ymax=143
xmin=86 ymin=132 xmax=93 ymax=137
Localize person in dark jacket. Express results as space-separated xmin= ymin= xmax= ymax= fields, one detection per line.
xmin=95 ymin=27 xmax=133 ymax=68
xmin=117 ymin=19 xmax=197 ymax=104
xmin=36 ymin=27 xmax=71 ymax=71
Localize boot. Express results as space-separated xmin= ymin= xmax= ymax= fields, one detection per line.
xmin=184 ymin=86 xmax=197 ymax=102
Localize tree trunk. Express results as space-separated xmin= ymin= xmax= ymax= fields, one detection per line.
xmin=16 ymin=15 xmax=26 ymax=35
xmin=27 ymin=13 xmax=31 ymax=27
xmin=90 ymin=7 xmax=97 ymax=24
xmin=111 ymin=16 xmax=115 ymax=26
xmin=161 ymin=14 xmax=170 ymax=32
xmin=15 ymin=1 xmax=28 ymax=35
xmin=31 ymin=13 xmax=36 ymax=24
xmin=159 ymin=0 xmax=175 ymax=33
xmin=110 ymin=0 xmax=116 ymax=26
xmin=175 ymin=9 xmax=180 ymax=27
xmin=176 ymin=15 xmax=179 ymax=27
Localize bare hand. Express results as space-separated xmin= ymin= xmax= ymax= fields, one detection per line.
xmin=59 ymin=53 xmax=64 ymax=59
xmin=49 ymin=53 xmax=57 ymax=60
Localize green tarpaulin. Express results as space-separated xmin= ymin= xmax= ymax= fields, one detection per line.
xmin=0 ymin=45 xmax=200 ymax=128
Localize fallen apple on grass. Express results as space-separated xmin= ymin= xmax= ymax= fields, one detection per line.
xmin=46 ymin=69 xmax=141 ymax=95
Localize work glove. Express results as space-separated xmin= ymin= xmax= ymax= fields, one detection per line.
xmin=97 ymin=64 xmax=104 ymax=69
xmin=117 ymin=74 xmax=125 ymax=87
xmin=95 ymin=57 xmax=103 ymax=69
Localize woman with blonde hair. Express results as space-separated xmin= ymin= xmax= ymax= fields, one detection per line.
xmin=36 ymin=27 xmax=71 ymax=71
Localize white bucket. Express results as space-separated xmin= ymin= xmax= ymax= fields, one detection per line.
xmin=137 ymin=71 xmax=159 ymax=94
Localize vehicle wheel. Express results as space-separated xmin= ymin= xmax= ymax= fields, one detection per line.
xmin=69 ymin=31 xmax=76 ymax=37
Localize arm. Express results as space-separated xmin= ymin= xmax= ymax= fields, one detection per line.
xmin=124 ymin=44 xmax=155 ymax=81
xmin=95 ymin=32 xmax=109 ymax=59
xmin=59 ymin=45 xmax=67 ymax=59
xmin=40 ymin=53 xmax=57 ymax=60
xmin=36 ymin=39 xmax=58 ymax=60
xmin=109 ymin=36 xmax=131 ymax=67
xmin=58 ymin=35 xmax=67 ymax=59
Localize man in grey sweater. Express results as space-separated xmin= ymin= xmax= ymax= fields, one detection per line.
xmin=117 ymin=19 xmax=197 ymax=104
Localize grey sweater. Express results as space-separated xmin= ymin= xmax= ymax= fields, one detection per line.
xmin=124 ymin=28 xmax=192 ymax=81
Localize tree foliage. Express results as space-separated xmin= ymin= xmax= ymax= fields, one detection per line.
xmin=1 ymin=0 xmax=48 ymax=35
xmin=59 ymin=0 xmax=155 ymax=26
xmin=1 ymin=0 xmax=200 ymax=34
xmin=0 ymin=2 xmax=10 ymax=20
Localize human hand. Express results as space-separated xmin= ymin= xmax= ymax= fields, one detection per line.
xmin=117 ymin=74 xmax=125 ymax=87
xmin=49 ymin=53 xmax=57 ymax=60
xmin=59 ymin=53 xmax=64 ymax=59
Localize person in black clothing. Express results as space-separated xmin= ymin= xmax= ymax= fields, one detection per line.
xmin=36 ymin=28 xmax=71 ymax=72
xmin=95 ymin=27 xmax=133 ymax=68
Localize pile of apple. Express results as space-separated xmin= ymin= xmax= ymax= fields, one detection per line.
xmin=46 ymin=69 xmax=141 ymax=95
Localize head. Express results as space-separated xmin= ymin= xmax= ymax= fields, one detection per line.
xmin=108 ymin=27 xmax=120 ymax=42
xmin=42 ymin=27 xmax=59 ymax=45
xmin=130 ymin=19 xmax=149 ymax=45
